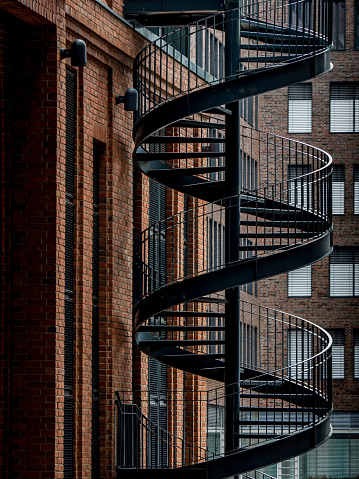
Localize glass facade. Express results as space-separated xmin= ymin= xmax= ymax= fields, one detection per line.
xmin=259 ymin=413 xmax=359 ymax=479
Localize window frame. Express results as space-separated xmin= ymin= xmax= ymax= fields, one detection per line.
xmin=288 ymin=83 xmax=313 ymax=134
xmin=332 ymin=0 xmax=346 ymax=50
xmin=288 ymin=264 xmax=312 ymax=297
xmin=332 ymin=164 xmax=345 ymax=215
xmin=330 ymin=82 xmax=359 ymax=133
xmin=329 ymin=247 xmax=359 ymax=297
xmin=327 ymin=329 xmax=345 ymax=379
xmin=354 ymin=165 xmax=359 ymax=215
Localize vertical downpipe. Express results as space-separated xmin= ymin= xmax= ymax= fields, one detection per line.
xmin=224 ymin=0 xmax=242 ymax=456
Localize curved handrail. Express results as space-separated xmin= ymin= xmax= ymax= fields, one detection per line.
xmin=134 ymin=0 xmax=332 ymax=121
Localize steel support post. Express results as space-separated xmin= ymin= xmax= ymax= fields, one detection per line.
xmin=224 ymin=0 xmax=241 ymax=455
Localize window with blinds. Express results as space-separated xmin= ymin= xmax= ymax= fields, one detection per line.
xmin=288 ymin=329 xmax=312 ymax=379
xmin=354 ymin=330 xmax=359 ymax=379
xmin=288 ymin=265 xmax=312 ymax=297
xmin=288 ymin=83 xmax=312 ymax=133
xmin=354 ymin=165 xmax=359 ymax=215
xmin=288 ymin=164 xmax=312 ymax=210
xmin=148 ymin=178 xmax=168 ymax=468
xmin=330 ymin=247 xmax=359 ymax=296
xmin=327 ymin=329 xmax=345 ymax=379
xmin=330 ymin=82 xmax=359 ymax=133
xmin=278 ymin=457 xmax=299 ymax=479
xmin=332 ymin=0 xmax=345 ymax=49
xmin=355 ymin=0 xmax=359 ymax=49
xmin=332 ymin=165 xmax=345 ymax=215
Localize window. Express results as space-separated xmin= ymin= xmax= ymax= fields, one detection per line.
xmin=207 ymin=405 xmax=225 ymax=458
xmin=288 ymin=265 xmax=312 ymax=297
xmin=354 ymin=330 xmax=359 ymax=379
xmin=355 ymin=0 xmax=359 ymax=49
xmin=330 ymin=82 xmax=359 ymax=133
xmin=288 ymin=83 xmax=312 ymax=133
xmin=278 ymin=457 xmax=299 ymax=479
xmin=332 ymin=165 xmax=345 ymax=215
xmin=289 ymin=0 xmax=312 ymax=29
xmin=328 ymin=329 xmax=345 ymax=379
xmin=354 ymin=165 xmax=359 ymax=214
xmin=330 ymin=247 xmax=359 ymax=297
xmin=288 ymin=329 xmax=312 ymax=379
xmin=332 ymin=1 xmax=345 ymax=49
xmin=288 ymin=164 xmax=312 ymax=210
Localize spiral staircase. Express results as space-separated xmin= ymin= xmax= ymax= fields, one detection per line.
xmin=116 ymin=1 xmax=334 ymax=478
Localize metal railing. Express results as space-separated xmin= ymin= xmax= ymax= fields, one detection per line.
xmin=134 ymin=126 xmax=332 ymax=304
xmin=134 ymin=0 xmax=332 ymax=120
xmin=116 ymin=302 xmax=332 ymax=468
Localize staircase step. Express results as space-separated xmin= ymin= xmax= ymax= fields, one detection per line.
xmin=137 ymin=152 xmax=225 ymax=160
xmin=245 ymin=43 xmax=311 ymax=53
xmin=239 ymin=233 xmax=304 ymax=239
xmin=204 ymin=105 xmax=232 ymax=115
xmin=146 ymin=136 xmax=225 ymax=144
xmin=173 ymin=119 xmax=227 ymax=129
xmin=238 ymin=420 xmax=310 ymax=426
xmin=150 ymin=166 xmax=225 ymax=180
xmin=239 ymin=56 xmax=292 ymax=63
xmin=242 ymin=30 xmax=315 ymax=44
xmin=139 ymin=325 xmax=225 ymax=332
xmin=162 ymin=353 xmax=225 ymax=359
xmin=139 ymin=339 xmax=225 ymax=347
xmin=158 ymin=311 xmax=225 ymax=318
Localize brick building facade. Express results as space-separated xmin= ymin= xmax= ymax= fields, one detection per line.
xmin=0 ymin=1 xmax=148 ymax=477
xmin=0 ymin=1 xmax=357 ymax=479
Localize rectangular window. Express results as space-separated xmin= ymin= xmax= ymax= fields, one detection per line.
xmin=354 ymin=165 xmax=359 ymax=214
xmin=330 ymin=247 xmax=359 ymax=297
xmin=288 ymin=329 xmax=312 ymax=379
xmin=289 ymin=0 xmax=312 ymax=29
xmin=332 ymin=165 xmax=345 ymax=215
xmin=332 ymin=1 xmax=345 ymax=49
xmin=207 ymin=405 xmax=225 ymax=458
xmin=354 ymin=330 xmax=359 ymax=379
xmin=288 ymin=164 xmax=312 ymax=210
xmin=330 ymin=82 xmax=359 ymax=133
xmin=288 ymin=265 xmax=312 ymax=297
xmin=328 ymin=329 xmax=345 ymax=379
xmin=288 ymin=83 xmax=312 ymax=133
xmin=278 ymin=457 xmax=300 ymax=479
xmin=355 ymin=0 xmax=359 ymax=49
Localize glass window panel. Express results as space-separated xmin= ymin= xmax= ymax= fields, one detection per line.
xmin=288 ymin=265 xmax=312 ymax=297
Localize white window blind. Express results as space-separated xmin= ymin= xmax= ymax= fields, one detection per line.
xmin=288 ymin=265 xmax=312 ymax=297
xmin=330 ymin=248 xmax=359 ymax=297
xmin=288 ymin=164 xmax=312 ymax=209
xmin=332 ymin=165 xmax=345 ymax=215
xmin=354 ymin=330 xmax=359 ymax=379
xmin=328 ymin=329 xmax=345 ymax=379
xmin=288 ymin=329 xmax=312 ymax=379
xmin=288 ymin=83 xmax=312 ymax=133
xmin=278 ymin=457 xmax=299 ymax=479
xmin=330 ymin=82 xmax=359 ymax=133
xmin=354 ymin=166 xmax=359 ymax=215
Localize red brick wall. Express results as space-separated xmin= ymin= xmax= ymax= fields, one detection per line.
xmin=0 ymin=0 xmax=149 ymax=477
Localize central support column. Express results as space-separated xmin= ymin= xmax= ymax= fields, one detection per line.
xmin=224 ymin=0 xmax=241 ymax=455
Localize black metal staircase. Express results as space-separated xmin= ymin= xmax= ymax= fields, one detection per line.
xmin=116 ymin=1 xmax=333 ymax=477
